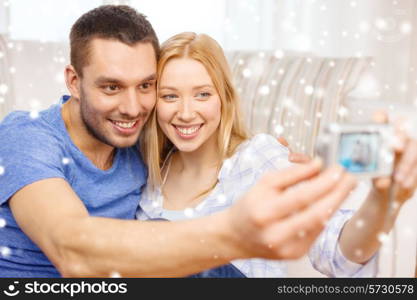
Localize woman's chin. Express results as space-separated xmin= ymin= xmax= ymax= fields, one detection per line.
xmin=173 ymin=143 xmax=200 ymax=153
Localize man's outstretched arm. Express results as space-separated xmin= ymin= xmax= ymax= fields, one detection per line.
xmin=10 ymin=159 xmax=356 ymax=277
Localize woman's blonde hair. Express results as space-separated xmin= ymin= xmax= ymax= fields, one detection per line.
xmin=141 ymin=32 xmax=250 ymax=190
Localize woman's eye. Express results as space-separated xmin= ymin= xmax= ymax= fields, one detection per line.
xmin=196 ymin=92 xmax=211 ymax=99
xmin=161 ymin=94 xmax=177 ymax=101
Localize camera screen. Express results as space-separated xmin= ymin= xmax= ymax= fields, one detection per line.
xmin=338 ymin=132 xmax=380 ymax=173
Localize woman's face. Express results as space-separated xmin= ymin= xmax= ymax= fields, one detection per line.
xmin=157 ymin=58 xmax=221 ymax=153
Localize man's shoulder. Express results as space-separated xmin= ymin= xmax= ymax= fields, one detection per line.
xmin=0 ymin=105 xmax=65 ymax=151
xmin=0 ymin=107 xmax=58 ymax=139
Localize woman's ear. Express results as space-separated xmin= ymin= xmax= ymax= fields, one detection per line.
xmin=64 ymin=65 xmax=81 ymax=100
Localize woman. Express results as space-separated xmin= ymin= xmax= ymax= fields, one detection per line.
xmin=137 ymin=32 xmax=413 ymax=277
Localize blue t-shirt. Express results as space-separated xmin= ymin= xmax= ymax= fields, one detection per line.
xmin=0 ymin=96 xmax=147 ymax=277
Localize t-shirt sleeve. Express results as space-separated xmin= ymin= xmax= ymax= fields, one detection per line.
xmin=0 ymin=123 xmax=66 ymax=205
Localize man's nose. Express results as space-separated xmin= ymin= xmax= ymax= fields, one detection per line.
xmin=119 ymin=89 xmax=142 ymax=118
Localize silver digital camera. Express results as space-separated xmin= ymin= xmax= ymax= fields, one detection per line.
xmin=315 ymin=123 xmax=395 ymax=178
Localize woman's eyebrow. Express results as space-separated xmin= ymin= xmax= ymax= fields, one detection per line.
xmin=159 ymin=84 xmax=214 ymax=90
xmin=192 ymin=84 xmax=214 ymax=90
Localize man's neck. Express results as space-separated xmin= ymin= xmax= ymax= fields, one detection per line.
xmin=61 ymin=97 xmax=115 ymax=170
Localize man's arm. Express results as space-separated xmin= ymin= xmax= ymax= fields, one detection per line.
xmin=10 ymin=160 xmax=356 ymax=277
xmin=10 ymin=178 xmax=235 ymax=277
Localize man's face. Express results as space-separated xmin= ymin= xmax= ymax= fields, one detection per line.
xmin=77 ymin=39 xmax=157 ymax=148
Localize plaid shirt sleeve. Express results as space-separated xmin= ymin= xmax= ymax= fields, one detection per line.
xmin=308 ymin=209 xmax=379 ymax=277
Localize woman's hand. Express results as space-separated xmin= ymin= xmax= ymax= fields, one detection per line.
xmin=372 ymin=113 xmax=417 ymax=205
xmin=277 ymin=136 xmax=312 ymax=164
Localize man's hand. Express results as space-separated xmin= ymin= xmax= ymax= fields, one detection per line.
xmin=277 ymin=136 xmax=311 ymax=164
xmin=226 ymin=159 xmax=357 ymax=260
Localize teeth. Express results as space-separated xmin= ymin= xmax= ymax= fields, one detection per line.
xmin=176 ymin=126 xmax=200 ymax=135
xmin=114 ymin=121 xmax=136 ymax=129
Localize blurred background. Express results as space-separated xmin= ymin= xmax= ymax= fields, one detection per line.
xmin=0 ymin=0 xmax=416 ymax=277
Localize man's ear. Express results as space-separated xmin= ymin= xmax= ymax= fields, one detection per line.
xmin=64 ymin=65 xmax=81 ymax=100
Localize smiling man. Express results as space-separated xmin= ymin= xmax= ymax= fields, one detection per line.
xmin=0 ymin=5 xmax=358 ymax=277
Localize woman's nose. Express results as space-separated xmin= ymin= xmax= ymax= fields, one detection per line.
xmin=177 ymin=100 xmax=196 ymax=121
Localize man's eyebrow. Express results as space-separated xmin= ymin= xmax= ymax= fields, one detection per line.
xmin=94 ymin=73 xmax=157 ymax=85
xmin=140 ymin=73 xmax=157 ymax=83
xmin=94 ymin=77 xmax=123 ymax=85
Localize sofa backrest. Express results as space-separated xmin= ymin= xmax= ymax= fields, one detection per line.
xmin=226 ymin=51 xmax=372 ymax=155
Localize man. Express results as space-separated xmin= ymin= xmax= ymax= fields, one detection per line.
xmin=0 ymin=5 xmax=366 ymax=277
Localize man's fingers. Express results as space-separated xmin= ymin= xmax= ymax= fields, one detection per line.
xmin=260 ymin=158 xmax=323 ymax=191
xmin=264 ymin=172 xmax=356 ymax=247
xmin=270 ymin=165 xmax=350 ymax=218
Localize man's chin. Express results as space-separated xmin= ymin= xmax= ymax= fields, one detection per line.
xmin=110 ymin=138 xmax=139 ymax=149
xmin=101 ymin=133 xmax=139 ymax=148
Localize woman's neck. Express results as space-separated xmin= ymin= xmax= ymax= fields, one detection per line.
xmin=173 ymin=134 xmax=221 ymax=176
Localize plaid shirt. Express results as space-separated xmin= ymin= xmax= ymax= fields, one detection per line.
xmin=137 ymin=133 xmax=378 ymax=277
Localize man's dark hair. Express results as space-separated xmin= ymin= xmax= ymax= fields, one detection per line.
xmin=70 ymin=5 xmax=159 ymax=76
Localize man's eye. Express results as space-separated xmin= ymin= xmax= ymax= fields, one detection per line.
xmin=140 ymin=82 xmax=155 ymax=90
xmin=104 ymin=85 xmax=119 ymax=92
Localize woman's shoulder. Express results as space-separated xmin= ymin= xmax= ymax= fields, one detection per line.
xmin=237 ymin=133 xmax=289 ymax=157
xmin=219 ymin=134 xmax=290 ymax=179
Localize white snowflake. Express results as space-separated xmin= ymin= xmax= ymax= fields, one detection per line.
xmin=355 ymin=219 xmax=364 ymax=228
xmin=0 ymin=218 xmax=6 ymax=228
xmin=62 ymin=157 xmax=70 ymax=165
xmin=274 ymin=125 xmax=284 ymax=136
xmin=354 ymin=248 xmax=363 ymax=257
xmin=338 ymin=106 xmax=349 ymax=117
xmin=0 ymin=165 xmax=4 ymax=175
xmin=274 ymin=49 xmax=284 ymax=59
xmin=0 ymin=246 xmax=11 ymax=258
xmin=400 ymin=22 xmax=412 ymax=35
xmin=213 ymin=194 xmax=225 ymax=205
xmin=304 ymin=85 xmax=314 ymax=95
xmin=0 ymin=84 xmax=8 ymax=95
xmin=30 ymin=110 xmax=39 ymax=119
xmin=377 ymin=232 xmax=389 ymax=244
xmin=184 ymin=208 xmax=194 ymax=218
xmin=110 ymin=271 xmax=121 ymax=278
xmin=259 ymin=85 xmax=270 ymax=95
xmin=242 ymin=68 xmax=252 ymax=78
